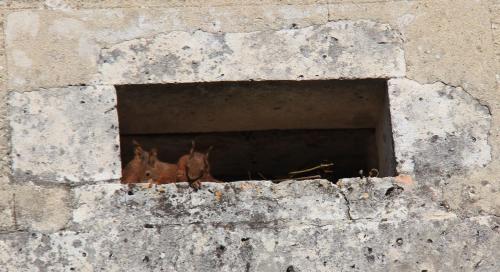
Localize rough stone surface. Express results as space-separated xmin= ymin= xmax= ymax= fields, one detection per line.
xmin=71 ymin=180 xmax=347 ymax=231
xmin=96 ymin=20 xmax=405 ymax=84
xmin=388 ymin=78 xmax=492 ymax=181
xmin=1 ymin=1 xmax=500 ymax=271
xmin=0 ymin=10 xmax=9 ymax=181
xmin=492 ymin=2 xmax=500 ymax=87
xmin=2 ymin=217 xmax=499 ymax=272
xmin=12 ymin=184 xmax=71 ymax=233
xmin=0 ymin=180 xmax=71 ymax=234
xmin=5 ymin=5 xmax=329 ymax=90
xmin=328 ymin=0 xmax=497 ymax=95
xmin=0 ymin=187 xmax=14 ymax=232
xmin=0 ymin=179 xmax=498 ymax=271
xmin=327 ymin=2 xmax=500 ymax=216
xmin=9 ymin=85 xmax=121 ymax=183
xmin=401 ymin=0 xmax=496 ymax=95
xmin=3 ymin=0 xmax=328 ymax=10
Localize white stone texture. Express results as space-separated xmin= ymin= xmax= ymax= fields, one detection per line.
xmin=388 ymin=79 xmax=491 ymax=180
xmin=0 ymin=179 xmax=498 ymax=271
xmin=71 ymin=180 xmax=347 ymax=232
xmin=96 ymin=20 xmax=405 ymax=85
xmin=9 ymin=85 xmax=121 ymax=183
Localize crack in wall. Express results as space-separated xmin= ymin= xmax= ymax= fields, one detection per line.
xmin=434 ymin=80 xmax=492 ymax=115
xmin=339 ymin=190 xmax=353 ymax=221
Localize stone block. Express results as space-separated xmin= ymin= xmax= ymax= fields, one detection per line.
xmin=9 ymin=85 xmax=121 ymax=183
xmin=388 ymin=79 xmax=491 ymax=180
xmin=13 ymin=184 xmax=71 ymax=233
xmin=97 ymin=20 xmax=405 ymax=85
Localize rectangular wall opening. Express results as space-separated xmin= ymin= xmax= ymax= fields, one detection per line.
xmin=116 ymin=79 xmax=395 ymax=182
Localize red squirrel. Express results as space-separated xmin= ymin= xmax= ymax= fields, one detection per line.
xmin=122 ymin=140 xmax=220 ymax=189
xmin=176 ymin=141 xmax=221 ymax=190
xmin=121 ymin=141 xmax=177 ymax=184
xmin=121 ymin=141 xmax=150 ymax=184
xmin=145 ymin=148 xmax=178 ymax=184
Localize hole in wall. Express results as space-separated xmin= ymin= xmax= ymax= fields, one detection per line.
xmin=116 ymin=79 xmax=396 ymax=182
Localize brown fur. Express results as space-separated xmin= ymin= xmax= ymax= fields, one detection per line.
xmin=121 ymin=141 xmax=149 ymax=184
xmin=177 ymin=141 xmax=221 ymax=190
xmin=122 ymin=140 xmax=220 ymax=188
xmin=146 ymin=149 xmax=178 ymax=184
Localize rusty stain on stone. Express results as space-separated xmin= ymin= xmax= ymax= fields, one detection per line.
xmin=215 ymin=191 xmax=223 ymax=202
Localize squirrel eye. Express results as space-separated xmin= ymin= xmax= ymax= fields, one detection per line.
xmin=145 ymin=172 xmax=151 ymax=177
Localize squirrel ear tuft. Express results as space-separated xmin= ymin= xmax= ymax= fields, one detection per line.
xmin=206 ymin=146 xmax=213 ymax=159
xmin=189 ymin=140 xmax=196 ymax=158
xmin=133 ymin=140 xmax=143 ymax=156
xmin=148 ymin=148 xmax=158 ymax=166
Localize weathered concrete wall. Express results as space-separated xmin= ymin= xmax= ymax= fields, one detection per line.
xmin=96 ymin=20 xmax=404 ymax=84
xmin=388 ymin=79 xmax=492 ymax=180
xmin=0 ymin=0 xmax=499 ymax=271
xmin=9 ymin=85 xmax=121 ymax=183
xmin=1 ymin=179 xmax=498 ymax=271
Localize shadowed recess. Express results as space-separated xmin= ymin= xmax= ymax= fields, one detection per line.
xmin=116 ymin=79 xmax=395 ymax=181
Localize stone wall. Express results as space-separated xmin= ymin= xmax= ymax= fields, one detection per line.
xmin=0 ymin=1 xmax=499 ymax=271
xmin=1 ymin=178 xmax=499 ymax=271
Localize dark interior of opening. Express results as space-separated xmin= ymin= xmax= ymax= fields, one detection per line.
xmin=116 ymin=80 xmax=396 ymax=182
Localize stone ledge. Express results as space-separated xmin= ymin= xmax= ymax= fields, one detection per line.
xmin=0 ymin=178 xmax=498 ymax=271
xmin=70 ymin=179 xmax=348 ymax=232
xmin=69 ymin=178 xmax=448 ymax=232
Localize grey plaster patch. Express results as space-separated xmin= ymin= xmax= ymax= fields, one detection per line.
xmin=388 ymin=79 xmax=491 ymax=180
xmin=8 ymin=85 xmax=121 ymax=183
xmin=13 ymin=184 xmax=71 ymax=233
xmin=96 ymin=20 xmax=405 ymax=85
